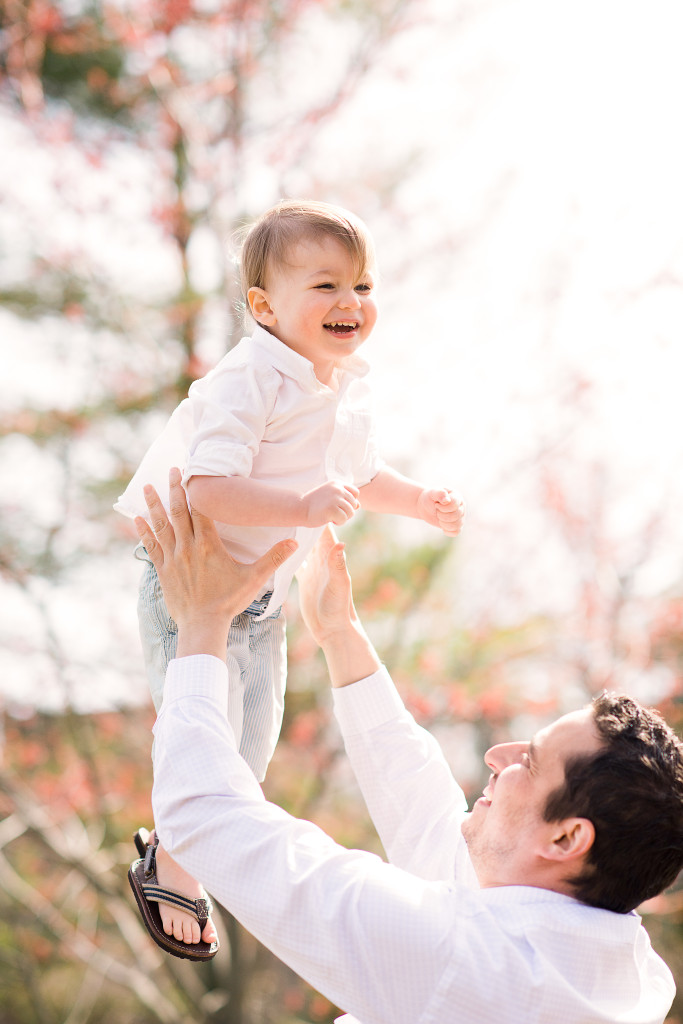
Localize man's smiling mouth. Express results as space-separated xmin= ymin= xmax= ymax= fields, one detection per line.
xmin=324 ymin=321 xmax=359 ymax=334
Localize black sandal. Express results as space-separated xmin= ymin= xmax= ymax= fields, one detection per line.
xmin=128 ymin=828 xmax=219 ymax=962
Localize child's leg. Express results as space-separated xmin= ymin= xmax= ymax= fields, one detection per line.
xmin=136 ymin=553 xmax=218 ymax=947
xmin=239 ymin=605 xmax=287 ymax=782
xmin=137 ymin=556 xmax=178 ymax=713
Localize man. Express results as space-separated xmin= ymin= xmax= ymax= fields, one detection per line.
xmin=134 ymin=469 xmax=683 ymax=1024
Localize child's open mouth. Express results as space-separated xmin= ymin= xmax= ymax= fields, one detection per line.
xmin=323 ymin=321 xmax=359 ymax=336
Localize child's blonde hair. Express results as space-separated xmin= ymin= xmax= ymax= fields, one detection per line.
xmin=239 ymin=199 xmax=375 ymax=301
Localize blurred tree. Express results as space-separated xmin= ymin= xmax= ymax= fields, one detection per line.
xmin=0 ymin=0 xmax=427 ymax=1020
xmin=1 ymin=0 xmax=682 ymax=1021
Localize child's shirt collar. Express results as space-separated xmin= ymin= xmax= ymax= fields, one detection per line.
xmin=250 ymin=324 xmax=370 ymax=390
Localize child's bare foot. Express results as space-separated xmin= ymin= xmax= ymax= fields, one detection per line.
xmin=154 ymin=838 xmax=218 ymax=945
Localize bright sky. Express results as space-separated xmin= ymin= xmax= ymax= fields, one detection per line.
xmin=2 ymin=0 xmax=683 ymax=710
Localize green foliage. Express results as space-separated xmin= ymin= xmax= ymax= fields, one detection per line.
xmin=42 ymin=38 xmax=127 ymax=120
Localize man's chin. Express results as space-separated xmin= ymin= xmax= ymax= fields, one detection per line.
xmin=460 ymin=812 xmax=473 ymax=841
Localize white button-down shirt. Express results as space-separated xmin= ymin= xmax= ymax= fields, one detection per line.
xmin=115 ymin=326 xmax=382 ymax=614
xmin=152 ymin=657 xmax=675 ymax=1024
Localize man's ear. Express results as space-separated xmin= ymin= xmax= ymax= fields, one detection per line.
xmin=544 ymin=817 xmax=595 ymax=863
xmin=248 ymin=286 xmax=276 ymax=326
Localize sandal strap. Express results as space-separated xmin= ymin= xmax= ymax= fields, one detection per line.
xmin=139 ymin=835 xmax=212 ymax=925
xmin=143 ymin=841 xmax=159 ymax=879
xmin=141 ymin=882 xmax=213 ymax=924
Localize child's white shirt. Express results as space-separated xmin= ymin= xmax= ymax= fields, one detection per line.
xmin=115 ymin=325 xmax=383 ymax=617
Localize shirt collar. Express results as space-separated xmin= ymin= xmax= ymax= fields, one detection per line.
xmin=479 ymin=886 xmax=580 ymax=906
xmin=250 ymin=324 xmax=370 ymax=390
xmin=477 ymin=885 xmax=634 ymax=915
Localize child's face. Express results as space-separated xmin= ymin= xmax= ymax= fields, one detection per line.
xmin=248 ymin=234 xmax=377 ymax=385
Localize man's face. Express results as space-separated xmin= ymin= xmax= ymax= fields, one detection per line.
xmin=461 ymin=708 xmax=603 ymax=888
xmin=248 ymin=234 xmax=377 ymax=386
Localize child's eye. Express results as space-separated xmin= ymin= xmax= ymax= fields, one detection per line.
xmin=314 ymin=283 xmax=334 ymax=290
xmin=355 ymin=283 xmax=372 ymax=293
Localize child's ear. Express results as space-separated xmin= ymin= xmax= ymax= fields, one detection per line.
xmin=248 ymin=287 xmax=276 ymax=326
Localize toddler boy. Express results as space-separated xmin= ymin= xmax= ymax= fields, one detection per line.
xmin=116 ymin=199 xmax=464 ymax=958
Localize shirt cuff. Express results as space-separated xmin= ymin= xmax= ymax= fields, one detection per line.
xmin=162 ymin=654 xmax=229 ymax=709
xmin=183 ymin=444 xmax=252 ymax=485
xmin=332 ymin=666 xmax=406 ymax=737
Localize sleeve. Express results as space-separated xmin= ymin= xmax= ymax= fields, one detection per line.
xmin=114 ymin=399 xmax=196 ymax=520
xmin=152 ymin=656 xmax=457 ymax=1024
xmin=182 ymin=355 xmax=279 ymax=483
xmin=333 ymin=668 xmax=472 ymax=883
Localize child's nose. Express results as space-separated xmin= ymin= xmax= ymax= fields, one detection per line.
xmin=338 ymin=288 xmax=361 ymax=309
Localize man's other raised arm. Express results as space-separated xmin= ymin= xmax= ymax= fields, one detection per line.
xmin=298 ymin=529 xmax=469 ymax=882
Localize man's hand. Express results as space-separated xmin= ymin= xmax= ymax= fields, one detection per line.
xmin=417 ymin=488 xmax=465 ymax=536
xmin=297 ymin=526 xmax=356 ymax=645
xmin=135 ymin=468 xmax=297 ymax=659
xmin=297 ymin=526 xmax=380 ymax=687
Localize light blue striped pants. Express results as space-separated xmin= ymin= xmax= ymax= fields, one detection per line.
xmin=136 ymin=552 xmax=286 ymax=782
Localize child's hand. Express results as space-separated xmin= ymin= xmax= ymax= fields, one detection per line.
xmin=302 ymin=480 xmax=360 ymax=527
xmin=417 ymin=488 xmax=465 ymax=536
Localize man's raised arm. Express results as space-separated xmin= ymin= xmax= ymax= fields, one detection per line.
xmin=296 ymin=526 xmax=381 ymax=687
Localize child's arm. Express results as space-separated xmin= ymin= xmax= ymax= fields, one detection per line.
xmin=358 ymin=467 xmax=464 ymax=537
xmin=187 ymin=475 xmax=360 ymax=529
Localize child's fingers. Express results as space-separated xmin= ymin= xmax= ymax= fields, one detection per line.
xmin=341 ymin=485 xmax=360 ymax=512
xmin=330 ymin=504 xmax=357 ymax=525
xmin=437 ymin=500 xmax=465 ymax=517
xmin=435 ymin=489 xmax=463 ymax=507
xmin=440 ymin=521 xmax=463 ymax=536
xmin=436 ymin=490 xmax=465 ymax=532
xmin=327 ymin=492 xmax=358 ymax=525
xmin=436 ymin=506 xmax=465 ymax=536
xmin=437 ymin=500 xmax=464 ymax=517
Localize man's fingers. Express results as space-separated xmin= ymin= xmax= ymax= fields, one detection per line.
xmin=134 ymin=516 xmax=162 ymax=566
xmin=166 ymin=468 xmax=196 ymax=543
xmin=318 ymin=524 xmax=339 ymax=553
xmin=270 ymin=538 xmax=298 ymax=570
xmin=252 ymin=538 xmax=297 ymax=577
xmin=143 ymin=484 xmax=173 ymax=543
xmin=329 ymin=540 xmax=347 ymax=573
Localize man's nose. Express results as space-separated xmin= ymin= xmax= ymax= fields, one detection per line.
xmin=485 ymin=741 xmax=528 ymax=773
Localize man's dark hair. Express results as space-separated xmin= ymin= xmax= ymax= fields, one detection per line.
xmin=543 ymin=692 xmax=683 ymax=914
